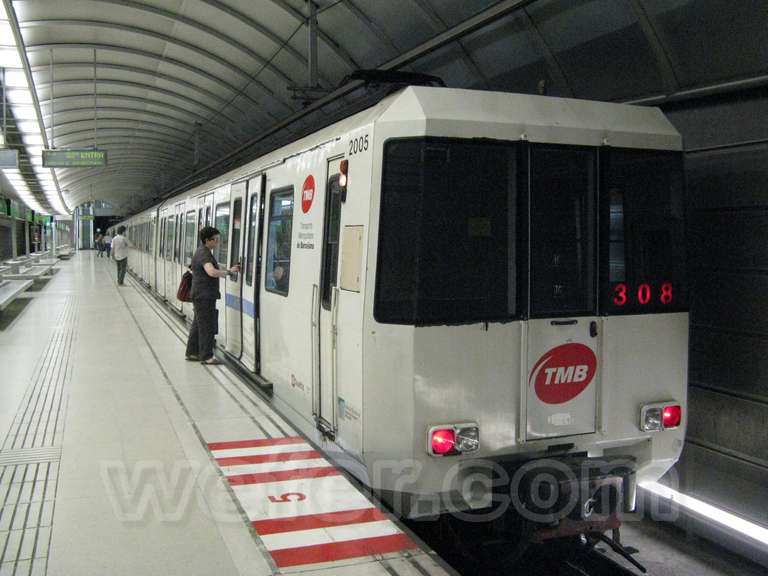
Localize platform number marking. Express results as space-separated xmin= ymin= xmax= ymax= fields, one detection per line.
xmin=268 ymin=492 xmax=307 ymax=503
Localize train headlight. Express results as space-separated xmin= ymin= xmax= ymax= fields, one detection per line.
xmin=428 ymin=423 xmax=479 ymax=456
xmin=641 ymin=402 xmax=682 ymax=432
xmin=641 ymin=407 xmax=663 ymax=432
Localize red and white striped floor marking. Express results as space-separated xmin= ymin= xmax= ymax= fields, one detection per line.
xmin=208 ymin=436 xmax=417 ymax=569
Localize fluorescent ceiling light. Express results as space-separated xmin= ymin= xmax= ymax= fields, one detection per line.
xmin=0 ymin=48 xmax=21 ymax=68
xmin=22 ymin=133 xmax=43 ymax=146
xmin=16 ymin=120 xmax=39 ymax=133
xmin=0 ymin=21 xmax=14 ymax=47
xmin=7 ymin=89 xmax=32 ymax=105
xmin=0 ymin=3 xmax=68 ymax=215
xmin=3 ymin=69 xmax=26 ymax=87
xmin=641 ymin=482 xmax=768 ymax=546
xmin=12 ymin=106 xmax=36 ymax=120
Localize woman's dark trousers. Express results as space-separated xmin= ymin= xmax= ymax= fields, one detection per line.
xmin=186 ymin=299 xmax=217 ymax=360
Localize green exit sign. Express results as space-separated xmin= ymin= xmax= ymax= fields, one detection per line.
xmin=43 ymin=149 xmax=107 ymax=167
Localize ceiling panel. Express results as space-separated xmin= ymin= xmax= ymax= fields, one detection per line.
xmin=3 ymin=0 xmax=764 ymax=213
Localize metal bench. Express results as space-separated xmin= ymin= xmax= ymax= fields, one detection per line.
xmin=3 ymin=264 xmax=54 ymax=280
xmin=0 ymin=277 xmax=33 ymax=311
xmin=29 ymin=258 xmax=59 ymax=267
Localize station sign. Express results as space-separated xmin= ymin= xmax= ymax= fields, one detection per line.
xmin=0 ymin=148 xmax=18 ymax=169
xmin=81 ymin=214 xmax=94 ymax=221
xmin=43 ymin=149 xmax=107 ymax=168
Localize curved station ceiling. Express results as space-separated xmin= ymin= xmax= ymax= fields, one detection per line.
xmin=1 ymin=0 xmax=766 ymax=215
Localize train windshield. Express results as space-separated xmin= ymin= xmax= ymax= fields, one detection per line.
xmin=376 ymin=139 xmax=686 ymax=326
xmin=375 ymin=138 xmax=525 ymax=325
xmin=600 ymin=148 xmax=687 ymax=314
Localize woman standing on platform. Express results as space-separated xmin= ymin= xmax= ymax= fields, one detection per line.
xmin=185 ymin=226 xmax=240 ymax=365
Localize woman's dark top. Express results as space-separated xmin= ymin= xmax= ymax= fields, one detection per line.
xmin=190 ymin=245 xmax=220 ymax=300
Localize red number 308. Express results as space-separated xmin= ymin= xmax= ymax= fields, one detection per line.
xmin=613 ymin=283 xmax=627 ymax=306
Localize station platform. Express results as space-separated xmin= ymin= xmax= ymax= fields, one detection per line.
xmin=0 ymin=253 xmax=452 ymax=576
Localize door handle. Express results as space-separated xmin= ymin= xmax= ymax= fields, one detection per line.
xmin=311 ymin=284 xmax=319 ymax=328
xmin=551 ymin=319 xmax=577 ymax=326
xmin=590 ymin=321 xmax=598 ymax=338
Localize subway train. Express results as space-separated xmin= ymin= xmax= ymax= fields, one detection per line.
xmin=116 ymin=85 xmax=688 ymax=535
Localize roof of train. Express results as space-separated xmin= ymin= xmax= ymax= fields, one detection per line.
xmin=129 ymin=86 xmax=681 ymax=218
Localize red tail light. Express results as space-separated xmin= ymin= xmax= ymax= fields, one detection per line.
xmin=430 ymin=429 xmax=456 ymax=456
xmin=662 ymin=405 xmax=682 ymax=429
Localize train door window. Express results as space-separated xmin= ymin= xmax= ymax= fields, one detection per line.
xmin=205 ymin=205 xmax=211 ymax=227
xmin=321 ymin=175 xmax=342 ymax=309
xmin=230 ymin=198 xmax=242 ymax=267
xmin=599 ymin=148 xmax=686 ymax=314
xmin=265 ymin=187 xmax=294 ymax=296
xmin=375 ymin=138 xmax=524 ymax=324
xmin=165 ymin=216 xmax=174 ymax=260
xmin=245 ymin=194 xmax=258 ymax=286
xmin=529 ymin=144 xmax=596 ymax=318
xmin=184 ymin=211 xmax=196 ymax=265
xmin=175 ymin=213 xmax=183 ymax=263
xmin=159 ymin=218 xmax=166 ymax=257
xmin=214 ymin=202 xmax=230 ymax=264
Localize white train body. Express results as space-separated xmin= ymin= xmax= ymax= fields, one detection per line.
xmin=120 ymin=87 xmax=688 ymax=520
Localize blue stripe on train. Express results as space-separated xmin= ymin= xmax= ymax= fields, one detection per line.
xmin=225 ymin=293 xmax=256 ymax=318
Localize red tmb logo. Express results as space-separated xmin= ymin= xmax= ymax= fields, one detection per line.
xmin=529 ymin=343 xmax=597 ymax=405
xmin=301 ymin=175 xmax=315 ymax=214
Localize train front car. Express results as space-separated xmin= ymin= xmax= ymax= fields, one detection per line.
xmin=362 ymin=88 xmax=688 ymax=534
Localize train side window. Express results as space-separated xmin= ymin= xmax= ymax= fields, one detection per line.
xmin=529 ymin=144 xmax=596 ymax=318
xmin=245 ymin=194 xmax=258 ymax=287
xmin=265 ymin=187 xmax=294 ymax=296
xmin=184 ymin=211 xmax=196 ymax=265
xmin=230 ymin=198 xmax=243 ymax=267
xmin=214 ymin=202 xmax=230 ymax=264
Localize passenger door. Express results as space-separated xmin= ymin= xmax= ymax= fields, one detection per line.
xmin=316 ymin=161 xmax=343 ymax=436
xmin=213 ymin=190 xmax=232 ymax=344
xmin=525 ymin=145 xmax=600 ymax=440
xmin=165 ymin=209 xmax=179 ymax=306
xmin=242 ymin=176 xmax=265 ymax=372
xmin=170 ymin=203 xmax=185 ymax=311
xmin=225 ymin=182 xmax=246 ymax=357
xmin=158 ymin=209 xmax=168 ymax=299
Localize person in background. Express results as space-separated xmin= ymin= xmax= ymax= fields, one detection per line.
xmin=110 ymin=226 xmax=130 ymax=285
xmin=95 ymin=232 xmax=104 ymax=257
xmin=185 ymin=226 xmax=240 ymax=365
xmin=103 ymin=232 xmax=113 ymax=258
